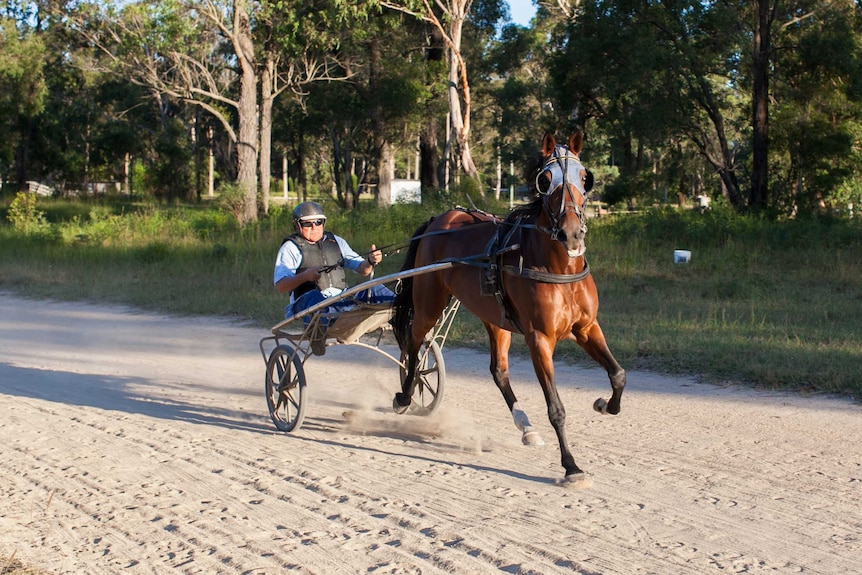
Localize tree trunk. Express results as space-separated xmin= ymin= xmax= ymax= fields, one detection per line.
xmin=695 ymin=78 xmax=745 ymax=208
xmin=297 ymin=128 xmax=307 ymax=201
xmin=377 ymin=142 xmax=393 ymax=207
xmin=419 ymin=119 xmax=440 ymax=191
xmin=234 ymin=0 xmax=259 ymax=225
xmin=259 ymin=53 xmax=275 ymax=215
xmin=14 ymin=116 xmax=33 ymax=191
xmin=445 ymin=13 xmax=478 ymax=181
xmin=329 ymin=128 xmax=349 ymax=207
xmin=207 ymin=126 xmax=215 ymax=198
xmin=369 ymin=38 xmax=392 ymax=207
xmin=750 ymin=0 xmax=770 ymax=211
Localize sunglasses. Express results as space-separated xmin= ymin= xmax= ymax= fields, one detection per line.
xmin=299 ymin=219 xmax=325 ymax=228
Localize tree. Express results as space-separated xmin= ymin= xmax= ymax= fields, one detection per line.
xmin=256 ymin=1 xmax=372 ymax=213
xmin=72 ymin=0 xmax=259 ymax=221
xmin=0 ymin=16 xmax=47 ymax=190
xmin=381 ymin=0 xmax=481 ymax=182
xmin=294 ymin=10 xmax=429 ymax=208
xmin=547 ymin=0 xmax=748 ymax=208
xmin=750 ymin=0 xmax=772 ymax=211
xmin=768 ymin=0 xmax=862 ymax=214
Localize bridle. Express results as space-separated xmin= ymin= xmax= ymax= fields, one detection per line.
xmin=534 ymin=145 xmax=588 ymax=243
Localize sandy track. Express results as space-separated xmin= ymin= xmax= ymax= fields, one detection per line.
xmin=1 ymin=293 xmax=860 ymax=574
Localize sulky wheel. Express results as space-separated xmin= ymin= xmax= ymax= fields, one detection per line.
xmin=400 ymin=338 xmax=446 ymax=416
xmin=265 ymin=344 xmax=307 ymax=432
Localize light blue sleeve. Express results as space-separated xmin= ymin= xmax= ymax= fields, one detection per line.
xmin=273 ymin=241 xmax=303 ymax=285
xmin=335 ymin=235 xmax=366 ymax=272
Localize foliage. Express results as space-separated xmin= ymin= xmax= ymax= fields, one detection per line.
xmin=0 ymin=18 xmax=47 ymax=119
xmin=0 ymin=17 xmax=47 ymax=179
xmin=768 ymin=0 xmax=862 ymax=215
xmin=214 ymin=183 xmax=248 ymax=224
xmin=3 ymin=0 xmax=862 ymax=224
xmin=5 ymin=192 xmax=51 ymax=236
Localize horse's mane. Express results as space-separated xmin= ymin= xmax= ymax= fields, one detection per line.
xmin=393 ymin=149 xmax=551 ymax=347
xmin=506 ymin=151 xmax=545 ymax=221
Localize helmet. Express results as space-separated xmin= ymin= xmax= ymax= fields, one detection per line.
xmin=293 ymin=201 xmax=326 ymax=223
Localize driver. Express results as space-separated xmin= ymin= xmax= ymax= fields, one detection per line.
xmin=274 ymin=201 xmax=393 ymax=331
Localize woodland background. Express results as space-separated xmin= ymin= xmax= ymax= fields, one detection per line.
xmin=3 ymin=0 xmax=862 ymax=221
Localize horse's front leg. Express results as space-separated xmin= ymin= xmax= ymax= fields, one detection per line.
xmin=525 ymin=330 xmax=585 ymax=482
xmin=573 ymin=322 xmax=626 ymax=416
xmin=484 ymin=323 xmax=544 ymax=446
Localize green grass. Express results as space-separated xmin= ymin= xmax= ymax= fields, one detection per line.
xmin=2 ymin=195 xmax=861 ymax=399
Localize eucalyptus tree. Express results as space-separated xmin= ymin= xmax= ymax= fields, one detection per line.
xmin=456 ymin=0 xmax=520 ymax=187
xmin=381 ymin=0 xmax=482 ymax=181
xmin=71 ymin=0 xmax=260 ymax=221
xmin=545 ymin=0 xmax=685 ymax=204
xmin=1 ymin=2 xmax=154 ymax=195
xmin=295 ymin=10 xmax=430 ymax=208
xmin=256 ymin=1 xmax=378 ymax=212
xmin=482 ymin=19 xmax=560 ymax=190
xmin=72 ymin=1 xmax=370 ymax=222
xmin=751 ymin=0 xmax=770 ymax=211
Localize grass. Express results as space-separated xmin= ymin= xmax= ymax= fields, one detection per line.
xmin=1 ymin=194 xmax=861 ymax=399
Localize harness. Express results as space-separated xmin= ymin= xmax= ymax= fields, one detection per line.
xmin=477 ymin=212 xmax=591 ymax=334
xmin=478 ymin=145 xmax=590 ymax=332
xmin=536 ymin=146 xmax=589 ymax=244
xmin=391 ymin=146 xmax=594 ymax=333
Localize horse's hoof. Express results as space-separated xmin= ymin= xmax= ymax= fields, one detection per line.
xmin=521 ymin=430 xmax=545 ymax=446
xmin=392 ymin=395 xmax=409 ymax=415
xmin=593 ymin=397 xmax=609 ymax=414
xmin=557 ymin=472 xmax=592 ymax=489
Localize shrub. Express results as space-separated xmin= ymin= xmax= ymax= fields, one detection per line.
xmin=6 ymin=192 xmax=53 ymax=237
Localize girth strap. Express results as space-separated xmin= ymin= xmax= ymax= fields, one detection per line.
xmin=501 ymin=259 xmax=590 ymax=283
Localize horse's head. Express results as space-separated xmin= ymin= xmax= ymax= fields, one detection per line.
xmin=534 ymin=131 xmax=592 ymax=258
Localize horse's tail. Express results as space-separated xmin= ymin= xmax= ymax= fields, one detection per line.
xmin=391 ymin=218 xmax=433 ymax=352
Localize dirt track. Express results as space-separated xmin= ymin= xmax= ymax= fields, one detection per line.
xmin=1 ymin=293 xmax=860 ymax=574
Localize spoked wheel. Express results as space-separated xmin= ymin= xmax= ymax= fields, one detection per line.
xmin=265 ymin=344 xmax=307 ymax=432
xmin=400 ymin=339 xmax=446 ymax=416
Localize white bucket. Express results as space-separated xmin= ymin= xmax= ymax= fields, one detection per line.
xmin=673 ymin=249 xmax=691 ymax=264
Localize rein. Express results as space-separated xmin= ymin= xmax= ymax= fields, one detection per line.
xmin=371 ymin=218 xmax=498 ymax=260
xmin=380 ymin=207 xmax=591 ymax=285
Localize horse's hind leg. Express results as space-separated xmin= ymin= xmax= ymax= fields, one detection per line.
xmin=573 ymin=322 xmax=626 ymax=416
xmin=393 ymin=278 xmax=451 ymax=413
xmin=484 ymin=324 xmax=544 ymax=446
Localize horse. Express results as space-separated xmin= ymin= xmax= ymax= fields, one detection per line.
xmin=390 ymin=131 xmax=626 ymax=484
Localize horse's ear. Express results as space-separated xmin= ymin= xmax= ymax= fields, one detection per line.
xmin=569 ymin=130 xmax=584 ymax=156
xmin=542 ymin=132 xmax=556 ymax=156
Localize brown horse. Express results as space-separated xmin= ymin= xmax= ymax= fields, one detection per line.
xmin=391 ymin=131 xmax=626 ymax=483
